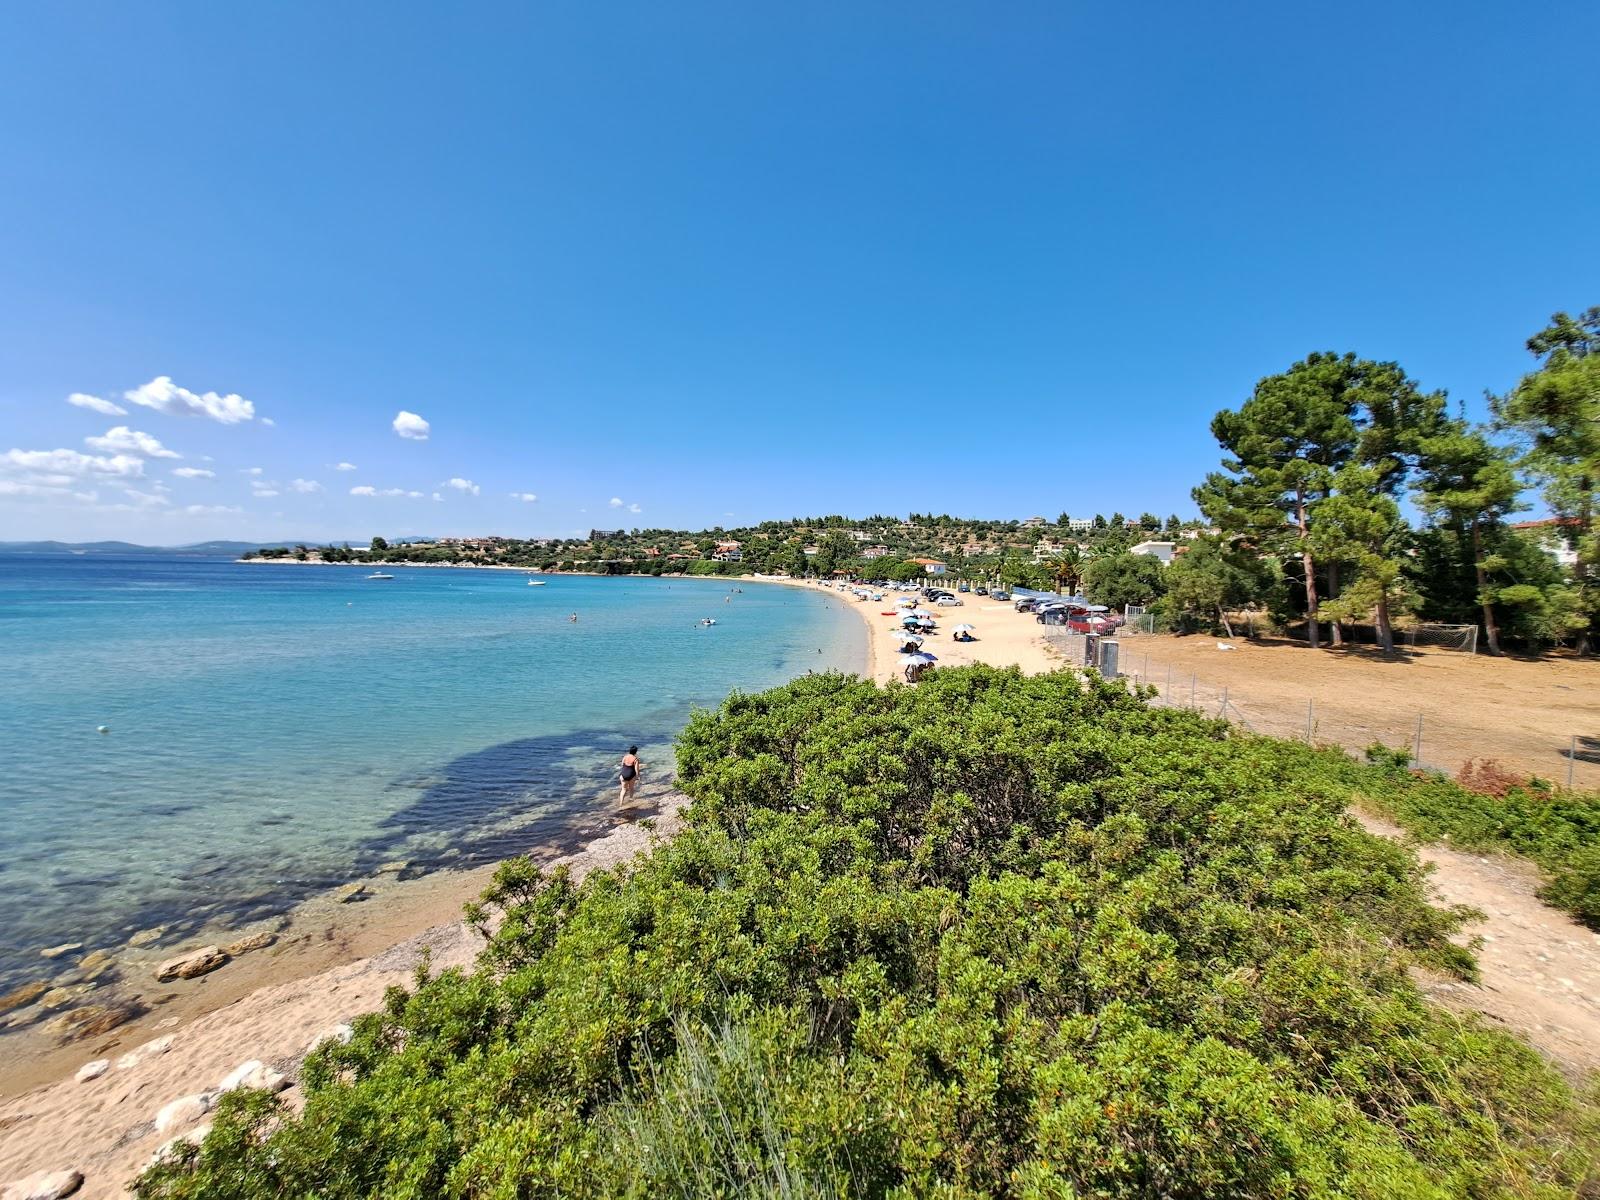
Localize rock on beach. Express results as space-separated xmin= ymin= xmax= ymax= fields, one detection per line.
xmin=38 ymin=944 xmax=82 ymax=961
xmin=153 ymin=1093 xmax=211 ymax=1136
xmin=0 ymin=982 xmax=49 ymax=1014
xmin=0 ymin=1168 xmax=84 ymax=1200
xmin=154 ymin=946 xmax=229 ymax=982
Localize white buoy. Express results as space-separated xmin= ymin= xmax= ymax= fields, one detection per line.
xmin=97 ymin=725 xmax=110 ymax=734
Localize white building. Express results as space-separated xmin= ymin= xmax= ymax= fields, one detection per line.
xmin=1129 ymin=540 xmax=1177 ymax=564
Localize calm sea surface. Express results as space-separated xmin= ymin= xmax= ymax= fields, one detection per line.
xmin=0 ymin=556 xmax=864 ymax=993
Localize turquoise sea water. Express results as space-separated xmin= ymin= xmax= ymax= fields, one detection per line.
xmin=0 ymin=556 xmax=864 ymax=996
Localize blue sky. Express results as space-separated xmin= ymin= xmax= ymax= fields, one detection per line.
xmin=2 ymin=2 xmax=1596 ymax=543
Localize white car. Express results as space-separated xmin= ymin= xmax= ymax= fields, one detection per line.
xmin=936 ymin=596 xmax=963 ymax=607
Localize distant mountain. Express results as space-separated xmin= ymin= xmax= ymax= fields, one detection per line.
xmin=0 ymin=540 xmax=313 ymax=557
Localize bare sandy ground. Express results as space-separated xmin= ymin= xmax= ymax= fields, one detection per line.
xmin=1107 ymin=632 xmax=1600 ymax=789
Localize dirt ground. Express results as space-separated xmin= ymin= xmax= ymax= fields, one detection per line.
xmin=1110 ymin=634 xmax=1600 ymax=789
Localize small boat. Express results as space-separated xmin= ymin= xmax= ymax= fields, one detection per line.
xmin=367 ymin=572 xmax=394 ymax=580
xmin=526 ymin=579 xmax=546 ymax=587
xmin=700 ymin=618 xmax=717 ymax=626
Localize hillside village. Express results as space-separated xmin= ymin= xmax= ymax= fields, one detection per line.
xmin=247 ymin=510 xmax=1205 ymax=583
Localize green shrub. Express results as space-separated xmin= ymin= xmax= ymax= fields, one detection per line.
xmin=1358 ymin=744 xmax=1600 ymax=925
xmin=135 ymin=667 xmax=1599 ymax=1199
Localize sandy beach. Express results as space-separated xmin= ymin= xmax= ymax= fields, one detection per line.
xmin=0 ymin=573 xmax=1063 ymax=1197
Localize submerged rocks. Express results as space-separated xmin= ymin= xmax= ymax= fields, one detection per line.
xmin=222 ymin=931 xmax=276 ymax=956
xmin=153 ymin=1093 xmax=211 ymax=1136
xmin=0 ymin=1168 xmax=84 ymax=1200
xmin=48 ymin=1003 xmax=139 ymax=1041
xmin=154 ymin=946 xmax=228 ymax=982
xmin=73 ymin=1059 xmax=109 ymax=1083
xmin=38 ymin=944 xmax=81 ymax=961
xmin=375 ymin=860 xmax=410 ymax=875
xmin=74 ymin=950 xmax=112 ymax=973
xmin=0 ymin=982 xmax=49 ymax=1015
xmin=38 ymin=987 xmax=92 ymax=1012
xmin=127 ymin=926 xmax=166 ymax=948
xmin=335 ymin=883 xmax=370 ymax=904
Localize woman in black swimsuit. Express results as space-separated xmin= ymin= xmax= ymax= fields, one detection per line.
xmin=618 ymin=745 xmax=641 ymax=801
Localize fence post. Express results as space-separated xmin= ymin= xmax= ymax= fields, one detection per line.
xmin=1305 ymin=699 xmax=1313 ymax=744
xmin=1165 ymin=664 xmax=1172 ymax=702
xmin=1219 ymin=686 xmax=1229 ymax=721
xmin=1413 ymin=713 xmax=1424 ymax=765
xmin=1190 ymin=672 xmax=1196 ymax=709
xmin=1569 ymin=735 xmax=1577 ymax=790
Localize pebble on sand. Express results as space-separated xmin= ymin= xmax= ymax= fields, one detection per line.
xmin=0 ymin=1168 xmax=85 ymax=1200
xmin=148 ymin=1123 xmax=211 ymax=1169
xmin=336 ymin=883 xmax=370 ymax=903
xmin=217 ymin=1060 xmax=289 ymax=1094
xmin=306 ymin=1022 xmax=354 ymax=1056
xmin=73 ymin=1059 xmax=109 ymax=1083
xmin=117 ymin=1034 xmax=176 ymax=1070
xmin=153 ymin=1093 xmax=211 ymax=1136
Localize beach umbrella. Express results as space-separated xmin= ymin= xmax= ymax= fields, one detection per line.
xmin=900 ymin=651 xmax=937 ymax=665
xmin=952 ymin=623 xmax=975 ymax=633
xmin=908 ymin=607 xmax=933 ymax=617
xmin=895 ymin=632 xmax=925 ymax=644
xmin=895 ymin=597 xmax=916 ymax=608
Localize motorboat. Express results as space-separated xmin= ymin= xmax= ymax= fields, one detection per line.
xmin=367 ymin=572 xmax=394 ymax=580
xmin=526 ymin=579 xmax=546 ymax=586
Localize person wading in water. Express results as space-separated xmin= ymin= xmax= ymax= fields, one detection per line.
xmin=618 ymin=745 xmax=642 ymax=802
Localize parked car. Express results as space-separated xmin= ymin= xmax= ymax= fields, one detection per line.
xmin=936 ymin=596 xmax=964 ymax=607
xmin=990 ymin=590 xmax=1009 ymax=600
xmin=1014 ymin=596 xmax=1038 ymax=612
xmin=974 ymin=587 xmax=989 ymax=596
xmin=957 ymin=582 xmax=970 ymax=593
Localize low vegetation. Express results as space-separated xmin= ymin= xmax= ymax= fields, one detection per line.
xmin=137 ymin=667 xmax=1599 ymax=1198
xmin=1358 ymin=748 xmax=1600 ymax=926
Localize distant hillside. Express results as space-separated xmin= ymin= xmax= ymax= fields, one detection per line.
xmin=0 ymin=540 xmax=306 ymax=557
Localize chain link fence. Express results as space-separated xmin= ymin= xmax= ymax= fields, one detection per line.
xmin=1043 ymin=630 xmax=1599 ymax=791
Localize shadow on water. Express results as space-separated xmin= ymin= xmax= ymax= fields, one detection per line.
xmin=0 ymin=719 xmax=683 ymax=1005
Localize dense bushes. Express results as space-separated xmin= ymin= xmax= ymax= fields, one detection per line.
xmin=1357 ymin=749 xmax=1600 ymax=925
xmin=136 ymin=667 xmax=1599 ymax=1199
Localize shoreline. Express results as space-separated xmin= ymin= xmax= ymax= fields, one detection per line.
xmin=0 ymin=574 xmax=877 ymax=1195
xmin=0 ymin=783 xmax=689 ymax=1198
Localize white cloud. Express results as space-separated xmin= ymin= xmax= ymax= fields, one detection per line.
xmin=350 ymin=485 xmax=423 ymax=498
xmin=609 ymin=497 xmax=624 ymax=507
xmin=628 ymin=503 xmax=642 ymax=514
xmin=184 ymin=504 xmax=241 ymax=515
xmin=124 ymin=376 xmax=256 ymax=425
xmin=172 ymin=467 xmax=215 ymax=479
xmin=67 ymin=392 xmax=126 ymax=416
xmin=122 ymin=488 xmax=171 ymax=508
xmin=289 ymin=478 xmax=322 ymax=493
xmin=393 ymin=411 xmax=430 ymax=440
xmin=432 ymin=492 xmax=444 ymax=502
xmin=334 ymin=462 xmax=358 ymax=471
xmin=3 ymin=448 xmax=145 ymax=481
xmin=510 ymin=492 xmax=539 ymax=502
xmin=350 ymin=485 xmax=378 ymax=496
xmin=0 ymin=480 xmax=95 ymax=500
xmin=261 ymin=417 xmax=276 ymax=427
xmin=444 ymin=477 xmax=479 ymax=496
xmin=252 ymin=488 xmax=280 ymax=498
xmin=84 ymin=426 xmax=180 ymax=459
xmin=242 ymin=466 xmax=264 ymax=476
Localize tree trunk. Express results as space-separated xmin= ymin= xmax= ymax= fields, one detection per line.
xmin=1328 ymin=562 xmax=1344 ymax=647
xmin=1218 ymin=606 xmax=1235 ymax=639
xmin=1575 ymin=480 xmax=1592 ymax=656
xmin=1297 ymin=489 xmax=1320 ymax=648
xmin=1375 ymin=588 xmax=1394 ymax=654
xmin=1472 ymin=518 xmax=1501 ymax=656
